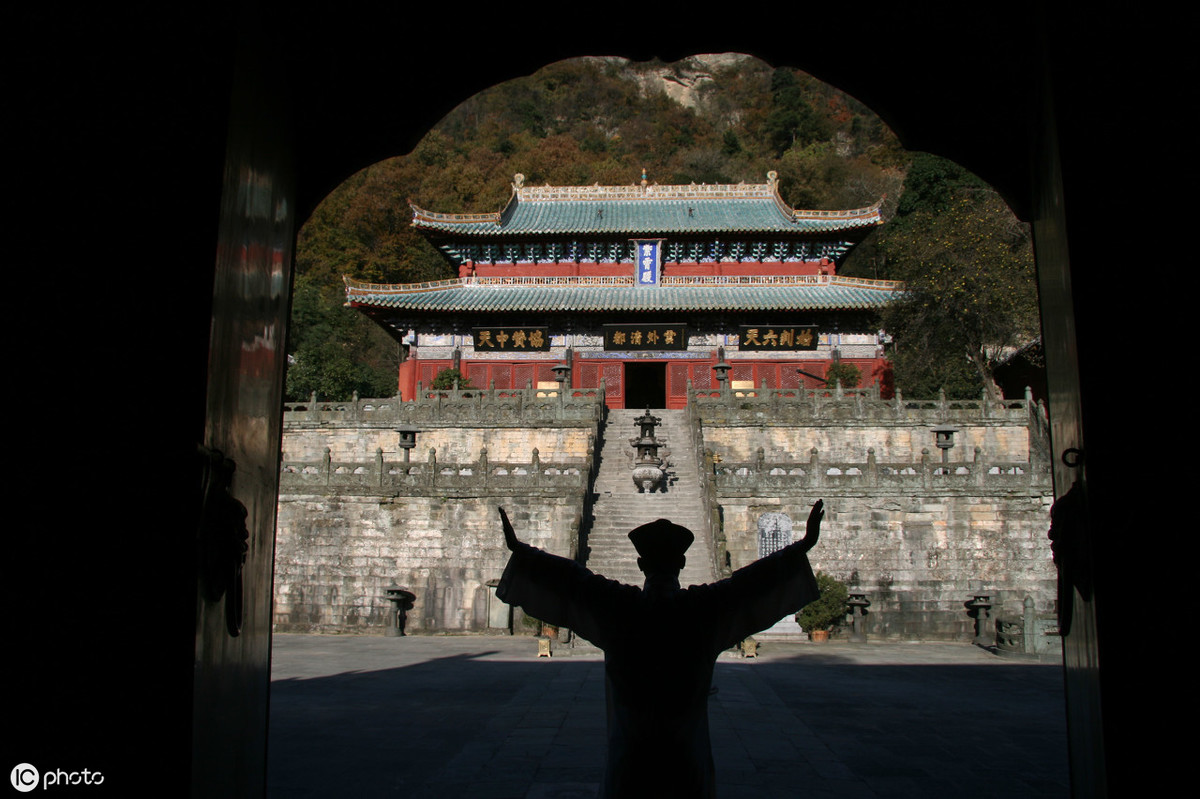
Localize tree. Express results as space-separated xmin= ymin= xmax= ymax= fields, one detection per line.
xmin=429 ymin=368 xmax=473 ymax=391
xmin=878 ymin=161 xmax=1040 ymax=400
xmin=284 ymin=273 xmax=400 ymax=401
xmin=824 ymin=362 xmax=861 ymax=389
xmin=797 ymin=572 xmax=849 ymax=633
xmin=763 ymin=69 xmax=832 ymax=156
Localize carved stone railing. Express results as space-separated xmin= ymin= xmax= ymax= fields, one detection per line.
xmin=283 ymin=384 xmax=605 ymax=427
xmin=690 ymin=384 xmax=1039 ymax=426
xmin=280 ymin=441 xmax=595 ymax=497
xmin=711 ymin=446 xmax=1050 ymax=496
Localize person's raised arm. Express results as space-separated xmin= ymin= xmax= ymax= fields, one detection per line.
xmin=499 ymin=506 xmax=521 ymax=551
xmin=800 ymin=499 xmax=823 ymax=552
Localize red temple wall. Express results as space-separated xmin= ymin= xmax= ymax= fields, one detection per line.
xmin=406 ymin=355 xmax=888 ymax=408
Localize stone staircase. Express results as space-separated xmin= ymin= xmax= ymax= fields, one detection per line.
xmin=583 ymin=409 xmax=715 ymax=588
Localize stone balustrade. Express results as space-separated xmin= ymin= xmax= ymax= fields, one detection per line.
xmin=281 ymin=444 xmax=594 ymax=497
xmin=284 ymin=384 xmax=605 ymax=427
xmin=690 ymin=384 xmax=1042 ymax=427
xmin=710 ymin=446 xmax=1049 ymax=496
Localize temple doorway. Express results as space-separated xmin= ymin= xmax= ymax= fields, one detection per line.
xmin=624 ymin=362 xmax=667 ymax=409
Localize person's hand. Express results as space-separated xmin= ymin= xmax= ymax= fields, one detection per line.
xmin=801 ymin=499 xmax=823 ymax=552
xmin=499 ymin=506 xmax=520 ymax=551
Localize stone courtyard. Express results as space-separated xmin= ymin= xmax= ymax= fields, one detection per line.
xmin=267 ymin=634 xmax=1068 ymax=798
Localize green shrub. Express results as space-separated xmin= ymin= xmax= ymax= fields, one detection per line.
xmin=824 ymin=362 xmax=861 ymax=389
xmin=429 ymin=367 xmax=473 ymax=390
xmin=797 ymin=572 xmax=849 ymax=632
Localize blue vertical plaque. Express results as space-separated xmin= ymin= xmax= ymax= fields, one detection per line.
xmin=633 ymin=239 xmax=662 ymax=286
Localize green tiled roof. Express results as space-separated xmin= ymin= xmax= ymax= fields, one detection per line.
xmin=411 ymin=176 xmax=883 ymax=238
xmin=345 ymin=276 xmax=903 ymax=314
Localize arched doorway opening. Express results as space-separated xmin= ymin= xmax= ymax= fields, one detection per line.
xmin=264 ymin=48 xmax=1070 ymax=795
xmin=186 ymin=12 xmax=1131 ymax=797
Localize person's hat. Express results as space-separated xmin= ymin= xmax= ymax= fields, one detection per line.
xmin=628 ymin=519 xmax=694 ymax=567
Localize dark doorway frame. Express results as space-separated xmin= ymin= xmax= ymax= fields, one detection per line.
xmin=624 ymin=362 xmax=668 ymax=409
xmin=20 ymin=8 xmax=1170 ymax=797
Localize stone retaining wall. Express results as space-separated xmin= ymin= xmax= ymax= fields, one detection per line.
xmin=715 ymin=493 xmax=1055 ymax=640
xmin=274 ymin=387 xmax=1056 ymax=641
xmin=273 ymin=493 xmax=581 ymax=633
xmin=274 ymin=403 xmax=597 ymax=634
xmin=696 ymin=388 xmax=1056 ymax=641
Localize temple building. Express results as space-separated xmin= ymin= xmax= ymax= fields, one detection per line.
xmin=345 ymin=172 xmax=903 ymax=409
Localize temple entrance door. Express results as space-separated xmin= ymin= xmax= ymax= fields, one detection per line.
xmin=624 ymin=362 xmax=667 ymax=409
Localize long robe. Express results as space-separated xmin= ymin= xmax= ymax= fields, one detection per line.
xmin=497 ymin=540 xmax=819 ymax=798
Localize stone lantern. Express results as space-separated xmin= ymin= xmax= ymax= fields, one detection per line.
xmin=932 ymin=425 xmax=958 ymax=463
xmin=630 ymin=407 xmax=666 ymax=493
xmin=551 ymin=362 xmax=571 ymax=392
xmin=712 ymin=345 xmax=731 ymax=388
xmin=712 ymin=360 xmax=731 ymax=387
xmin=395 ymin=425 xmax=420 ymax=464
xmin=383 ymin=585 xmax=416 ymax=636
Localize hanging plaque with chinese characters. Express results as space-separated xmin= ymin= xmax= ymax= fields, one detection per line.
xmin=632 ymin=239 xmax=663 ymax=286
xmin=472 ymin=327 xmax=551 ymax=351
xmin=738 ymin=325 xmax=820 ymax=351
xmin=603 ymin=324 xmax=688 ymax=351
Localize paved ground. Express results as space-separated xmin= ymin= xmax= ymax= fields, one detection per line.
xmin=267 ymin=635 xmax=1068 ymax=798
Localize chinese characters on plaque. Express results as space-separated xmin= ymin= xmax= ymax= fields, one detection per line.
xmin=472 ymin=327 xmax=551 ymax=351
xmin=603 ymin=324 xmax=688 ymax=351
xmin=632 ymin=239 xmax=662 ymax=286
xmin=737 ymin=325 xmax=819 ymax=351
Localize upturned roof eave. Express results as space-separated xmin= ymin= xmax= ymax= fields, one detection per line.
xmin=409 ymin=178 xmax=885 ymax=237
xmin=343 ymin=275 xmax=904 ymax=315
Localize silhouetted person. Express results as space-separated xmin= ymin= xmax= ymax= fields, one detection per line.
xmin=497 ymin=500 xmax=824 ymax=798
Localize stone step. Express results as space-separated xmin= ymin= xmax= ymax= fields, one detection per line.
xmin=584 ymin=409 xmax=715 ymax=587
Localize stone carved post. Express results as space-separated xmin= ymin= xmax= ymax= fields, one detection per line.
xmin=479 ymin=447 xmax=489 ymax=489
xmin=427 ymin=448 xmax=437 ymax=487
xmin=531 ymin=448 xmax=541 ymax=487
xmin=866 ymin=448 xmax=877 ymax=487
xmin=376 ymin=447 xmax=384 ymax=488
xmin=968 ymin=594 xmax=994 ymax=646
xmin=920 ymin=448 xmax=930 ymax=490
xmin=974 ymin=446 xmax=985 ymax=487
xmin=1023 ymin=595 xmax=1037 ymax=654
xmin=810 ymin=447 xmax=821 ymax=489
xmin=323 ymin=447 xmax=331 ymax=486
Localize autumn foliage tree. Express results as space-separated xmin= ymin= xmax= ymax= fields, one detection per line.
xmin=878 ymin=155 xmax=1040 ymax=400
